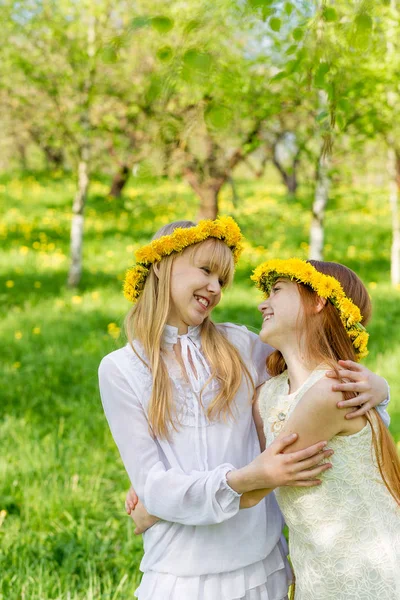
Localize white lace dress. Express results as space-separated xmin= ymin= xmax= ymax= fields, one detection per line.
xmin=259 ymin=369 xmax=400 ymax=600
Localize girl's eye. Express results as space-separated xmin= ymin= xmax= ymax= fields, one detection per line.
xmin=272 ymin=286 xmax=280 ymax=293
xmin=201 ymin=266 xmax=211 ymax=274
xmin=219 ymin=279 xmax=225 ymax=287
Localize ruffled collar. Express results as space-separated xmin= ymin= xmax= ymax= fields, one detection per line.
xmin=162 ymin=323 xmax=202 ymax=349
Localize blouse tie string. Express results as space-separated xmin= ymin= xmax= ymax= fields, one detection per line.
xmin=179 ymin=334 xmax=211 ymax=471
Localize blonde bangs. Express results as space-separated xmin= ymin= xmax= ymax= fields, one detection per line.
xmin=188 ymin=239 xmax=235 ymax=288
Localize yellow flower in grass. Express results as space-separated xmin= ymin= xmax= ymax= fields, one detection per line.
xmin=0 ymin=510 xmax=7 ymax=527
xmin=12 ymin=362 xmax=21 ymax=369
xmin=6 ymin=280 xmax=14 ymax=288
xmin=33 ymin=327 xmax=41 ymax=335
xmin=14 ymin=331 xmax=23 ymax=340
xmin=72 ymin=296 xmax=82 ymax=305
xmin=107 ymin=322 xmax=121 ymax=340
xmin=34 ymin=281 xmax=41 ymax=289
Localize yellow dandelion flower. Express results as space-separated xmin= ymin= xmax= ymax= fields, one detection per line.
xmin=33 ymin=327 xmax=41 ymax=335
xmin=34 ymin=281 xmax=41 ymax=289
xmin=6 ymin=280 xmax=14 ymax=288
xmin=91 ymin=291 xmax=99 ymax=300
xmin=15 ymin=331 xmax=23 ymax=340
xmin=107 ymin=323 xmax=121 ymax=340
xmin=72 ymin=296 xmax=82 ymax=305
xmin=13 ymin=362 xmax=21 ymax=369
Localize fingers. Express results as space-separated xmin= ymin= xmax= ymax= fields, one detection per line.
xmin=125 ymin=500 xmax=132 ymax=515
xmin=333 ymin=370 xmax=363 ymax=384
xmin=127 ymin=488 xmax=139 ymax=505
xmin=338 ymin=360 xmax=363 ymax=371
xmin=273 ymin=433 xmax=298 ymax=453
xmin=290 ymin=479 xmax=322 ymax=487
xmin=345 ymin=404 xmax=372 ymax=419
xmin=293 ymin=449 xmax=333 ymax=471
xmin=326 ymin=362 xmax=363 ymax=379
xmin=337 ymin=393 xmax=371 ymax=409
xmin=333 ymin=381 xmax=367 ymax=395
xmin=285 ymin=441 xmax=327 ymax=463
xmin=295 ymin=462 xmax=332 ymax=480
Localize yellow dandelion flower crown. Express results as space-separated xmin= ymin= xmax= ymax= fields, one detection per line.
xmin=123 ymin=216 xmax=243 ymax=303
xmin=251 ymin=258 xmax=369 ymax=360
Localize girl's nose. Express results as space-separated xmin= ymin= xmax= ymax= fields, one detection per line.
xmin=207 ymin=275 xmax=221 ymax=294
xmin=258 ymin=299 xmax=268 ymax=313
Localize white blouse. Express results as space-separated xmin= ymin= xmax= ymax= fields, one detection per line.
xmin=98 ymin=325 xmax=285 ymax=575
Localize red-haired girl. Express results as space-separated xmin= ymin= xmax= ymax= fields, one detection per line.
xmin=248 ymin=259 xmax=400 ymax=599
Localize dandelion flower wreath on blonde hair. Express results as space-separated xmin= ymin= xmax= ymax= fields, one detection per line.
xmin=123 ymin=216 xmax=244 ymax=303
xmin=251 ymin=258 xmax=369 ymax=360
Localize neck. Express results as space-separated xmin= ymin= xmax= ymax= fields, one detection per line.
xmin=277 ymin=338 xmax=316 ymax=394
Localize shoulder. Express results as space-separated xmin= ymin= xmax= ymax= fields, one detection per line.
xmin=99 ymin=346 xmax=130 ymax=377
xmin=215 ymin=321 xmax=250 ymax=339
xmin=297 ymin=375 xmax=344 ymax=422
xmin=98 ymin=343 xmax=150 ymax=388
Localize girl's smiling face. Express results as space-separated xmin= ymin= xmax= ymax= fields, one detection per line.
xmin=167 ymin=240 xmax=232 ymax=335
xmin=258 ymin=278 xmax=304 ymax=348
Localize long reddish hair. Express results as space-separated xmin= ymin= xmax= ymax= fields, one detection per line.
xmin=267 ymin=260 xmax=400 ymax=505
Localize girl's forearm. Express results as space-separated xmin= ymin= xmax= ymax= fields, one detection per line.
xmin=240 ymin=488 xmax=273 ymax=509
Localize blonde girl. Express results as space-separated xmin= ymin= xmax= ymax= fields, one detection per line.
xmin=245 ymin=259 xmax=400 ymax=599
xmin=99 ymin=221 xmax=389 ymax=600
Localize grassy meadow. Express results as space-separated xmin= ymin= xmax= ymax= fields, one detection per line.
xmin=1 ymin=170 xmax=399 ymax=599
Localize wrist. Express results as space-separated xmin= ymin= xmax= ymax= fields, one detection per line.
xmin=226 ymin=465 xmax=259 ymax=495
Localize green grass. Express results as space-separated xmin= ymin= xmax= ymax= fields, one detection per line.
xmin=0 ymin=170 xmax=399 ymax=599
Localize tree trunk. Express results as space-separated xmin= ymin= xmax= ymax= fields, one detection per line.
xmin=109 ymin=164 xmax=131 ymax=198
xmin=68 ymin=151 xmax=89 ymax=287
xmin=16 ymin=141 xmax=28 ymax=171
xmin=67 ymin=13 xmax=95 ymax=288
xmin=196 ymin=185 xmax=220 ymax=220
xmin=272 ymin=153 xmax=298 ymax=197
xmin=309 ymin=150 xmax=330 ymax=261
xmin=228 ymin=176 xmax=239 ymax=208
xmin=387 ymin=147 xmax=400 ymax=286
xmin=184 ymin=169 xmax=225 ymax=220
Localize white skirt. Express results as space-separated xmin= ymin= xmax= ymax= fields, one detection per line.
xmin=134 ymin=537 xmax=292 ymax=600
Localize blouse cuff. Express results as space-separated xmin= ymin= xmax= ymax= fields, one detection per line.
xmin=218 ymin=464 xmax=242 ymax=512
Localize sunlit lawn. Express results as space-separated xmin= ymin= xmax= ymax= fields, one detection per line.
xmin=1 ymin=170 xmax=399 ymax=599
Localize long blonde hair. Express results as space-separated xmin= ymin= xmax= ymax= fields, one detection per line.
xmin=125 ymin=221 xmax=255 ymax=439
xmin=267 ymin=260 xmax=400 ymax=506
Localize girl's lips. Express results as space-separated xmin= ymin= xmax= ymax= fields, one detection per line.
xmin=194 ymin=295 xmax=210 ymax=310
xmin=263 ymin=313 xmax=274 ymax=323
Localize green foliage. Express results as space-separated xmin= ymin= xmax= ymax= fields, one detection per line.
xmin=0 ymin=171 xmax=399 ymax=598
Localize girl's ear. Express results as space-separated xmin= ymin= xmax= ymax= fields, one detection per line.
xmin=315 ymin=296 xmax=327 ymax=313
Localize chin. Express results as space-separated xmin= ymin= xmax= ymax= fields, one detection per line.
xmin=259 ymin=324 xmax=276 ymax=345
